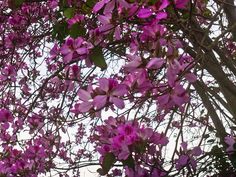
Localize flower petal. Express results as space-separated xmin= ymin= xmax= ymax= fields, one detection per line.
xmin=104 ymin=0 xmax=115 ymax=14
xmin=118 ymin=146 xmax=130 ymax=160
xmin=78 ymin=89 xmax=91 ymax=101
xmin=146 ymin=57 xmax=164 ymax=69
xmin=156 ymin=12 xmax=167 ymax=20
xmin=185 ymin=73 xmax=197 ymax=83
xmin=78 ymin=102 xmax=93 ymax=112
xmin=137 ymin=8 xmax=153 ymax=19
xmin=178 ymin=155 xmax=188 ymax=166
xmin=93 ymin=95 xmax=108 ymax=110
xmin=192 ymin=147 xmax=202 ymax=156
xmin=112 ymin=85 xmax=127 ymax=96
xmin=76 ymin=47 xmax=88 ymax=55
xmin=93 ymin=0 xmax=106 ymax=13
xmin=110 ymin=96 xmax=125 ymax=109
xmin=159 ymin=0 xmax=169 ymax=10
xmin=99 ymin=78 xmax=110 ymax=92
xmin=63 ymin=53 xmax=73 ymax=64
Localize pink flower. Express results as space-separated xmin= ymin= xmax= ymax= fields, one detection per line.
xmin=123 ymin=69 xmax=152 ymax=93
xmin=117 ymin=0 xmax=130 ymax=9
xmin=69 ymin=64 xmax=80 ymax=79
xmin=140 ymin=23 xmax=166 ymax=41
xmin=97 ymin=145 xmax=111 ymax=156
xmin=76 ymin=78 xmax=127 ymax=112
xmin=93 ymin=78 xmax=128 ymax=110
xmin=60 ymin=37 xmax=92 ymax=63
xmin=60 ymin=37 xmax=82 ymax=63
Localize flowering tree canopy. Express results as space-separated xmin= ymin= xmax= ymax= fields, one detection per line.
xmin=1 ymin=0 xmax=236 ymax=176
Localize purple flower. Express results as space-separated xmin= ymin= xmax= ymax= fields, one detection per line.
xmin=60 ymin=37 xmax=92 ymax=63
xmin=117 ymin=123 xmax=138 ymax=144
xmin=137 ymin=8 xmax=153 ymax=19
xmin=225 ymin=136 xmax=235 ymax=154
xmin=176 ymin=155 xmax=189 ymax=170
xmin=151 ymin=132 xmax=169 ymax=146
xmin=93 ymin=78 xmax=128 ymax=110
xmin=93 ymin=0 xmax=110 ymax=13
xmin=0 ymin=109 xmax=13 ymax=123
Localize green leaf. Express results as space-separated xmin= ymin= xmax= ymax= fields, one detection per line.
xmin=16 ymin=0 xmax=24 ymax=6
xmin=99 ymin=153 xmax=116 ymax=175
xmin=9 ymin=0 xmax=24 ymax=9
xmin=69 ymin=23 xmax=86 ymax=38
xmin=122 ymin=155 xmax=135 ymax=169
xmin=59 ymin=0 xmax=68 ymax=10
xmin=64 ymin=7 xmax=76 ymax=18
xmin=203 ymin=8 xmax=213 ymax=18
xmin=134 ymin=140 xmax=147 ymax=154
xmin=52 ymin=21 xmax=68 ymax=43
xmin=182 ymin=13 xmax=190 ymax=20
xmin=80 ymin=0 xmax=96 ymax=13
xmin=90 ymin=47 xmax=107 ymax=70
xmin=148 ymin=0 xmax=158 ymax=5
xmin=230 ymin=153 xmax=236 ymax=168
xmin=86 ymin=0 xmax=97 ymax=8
xmin=97 ymin=168 xmax=105 ymax=176
xmin=233 ymin=143 xmax=236 ymax=150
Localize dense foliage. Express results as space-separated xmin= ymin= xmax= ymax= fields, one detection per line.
xmin=0 ymin=0 xmax=236 ymax=176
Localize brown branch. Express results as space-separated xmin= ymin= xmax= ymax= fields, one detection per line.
xmin=193 ymin=81 xmax=227 ymax=145
xmin=215 ymin=0 xmax=236 ymax=41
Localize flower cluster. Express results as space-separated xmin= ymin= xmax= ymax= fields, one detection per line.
xmin=0 ymin=136 xmax=56 ymax=176
xmin=93 ymin=116 xmax=169 ymax=176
